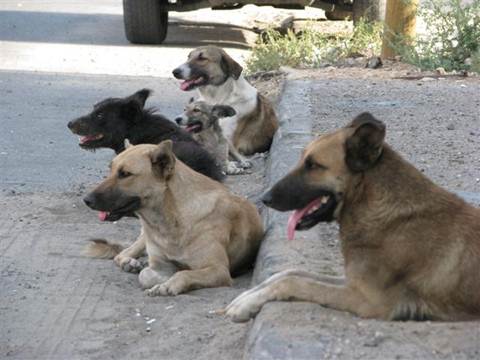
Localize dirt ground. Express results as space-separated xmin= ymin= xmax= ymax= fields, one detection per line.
xmin=307 ymin=64 xmax=480 ymax=192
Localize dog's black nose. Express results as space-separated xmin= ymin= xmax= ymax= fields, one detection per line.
xmin=261 ymin=190 xmax=273 ymax=207
xmin=174 ymin=117 xmax=182 ymax=125
xmin=172 ymin=68 xmax=182 ymax=79
xmin=83 ymin=193 xmax=96 ymax=208
xmin=67 ymin=120 xmax=74 ymax=130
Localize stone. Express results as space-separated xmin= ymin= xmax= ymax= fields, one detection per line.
xmin=366 ymin=56 xmax=382 ymax=69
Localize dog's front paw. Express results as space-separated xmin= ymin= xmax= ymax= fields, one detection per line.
xmin=145 ymin=277 xmax=184 ymax=296
xmin=114 ymin=255 xmax=144 ymax=273
xmin=239 ymin=159 xmax=252 ymax=169
xmin=221 ymin=289 xmax=266 ymax=322
xmin=226 ymin=161 xmax=245 ymax=175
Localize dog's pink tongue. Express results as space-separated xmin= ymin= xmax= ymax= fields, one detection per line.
xmin=287 ymin=208 xmax=308 ymax=241
xmin=180 ymin=80 xmax=193 ymax=91
xmin=186 ymin=124 xmax=200 ymax=132
xmin=80 ymin=135 xmax=94 ymax=144
xmin=98 ymin=211 xmax=109 ymax=222
xmin=286 ymin=197 xmax=324 ymax=241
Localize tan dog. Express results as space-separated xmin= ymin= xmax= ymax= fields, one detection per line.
xmin=83 ymin=140 xmax=264 ymax=295
xmin=175 ymin=99 xmax=251 ymax=175
xmin=172 ymin=45 xmax=278 ymax=155
xmin=223 ymin=112 xmax=480 ymax=321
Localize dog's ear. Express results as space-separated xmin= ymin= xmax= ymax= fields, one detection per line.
xmin=121 ymin=100 xmax=143 ymax=123
xmin=345 ymin=112 xmax=386 ymax=172
xmin=122 ymin=89 xmax=152 ymax=123
xmin=150 ymin=140 xmax=176 ymax=179
xmin=220 ymin=51 xmax=243 ymax=80
xmin=212 ymin=105 xmax=236 ymax=118
xmin=127 ymin=89 xmax=152 ymax=108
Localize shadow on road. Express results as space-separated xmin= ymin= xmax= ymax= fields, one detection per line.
xmin=0 ymin=10 xmax=254 ymax=48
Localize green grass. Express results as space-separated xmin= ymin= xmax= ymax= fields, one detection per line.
xmin=246 ymin=20 xmax=382 ymax=73
xmin=247 ymin=0 xmax=480 ymax=74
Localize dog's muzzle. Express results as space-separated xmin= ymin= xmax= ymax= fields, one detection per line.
xmin=83 ymin=190 xmax=141 ymax=222
xmin=172 ymin=64 xmax=190 ymax=79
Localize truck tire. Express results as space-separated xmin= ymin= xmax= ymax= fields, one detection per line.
xmin=353 ymin=0 xmax=382 ymax=24
xmin=123 ymin=0 xmax=169 ymax=44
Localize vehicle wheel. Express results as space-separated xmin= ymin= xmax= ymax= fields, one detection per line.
xmin=353 ymin=0 xmax=382 ymax=24
xmin=325 ymin=8 xmax=352 ymax=21
xmin=123 ymin=0 xmax=169 ymax=44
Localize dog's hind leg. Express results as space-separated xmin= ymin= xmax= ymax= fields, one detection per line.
xmin=145 ymin=245 xmax=232 ymax=296
xmin=228 ymin=140 xmax=251 ymax=169
xmin=222 ymin=270 xmax=383 ymax=322
xmin=146 ymin=264 xmax=232 ymax=296
xmin=114 ymin=229 xmax=147 ymax=273
xmin=138 ymin=262 xmax=177 ymax=290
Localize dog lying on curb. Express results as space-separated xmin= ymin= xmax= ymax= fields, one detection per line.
xmin=172 ymin=46 xmax=278 ymax=155
xmin=83 ymin=140 xmax=264 ymax=294
xmin=67 ymin=89 xmax=224 ymax=186
xmin=221 ymin=112 xmax=480 ymax=322
xmin=175 ymin=98 xmax=252 ymax=175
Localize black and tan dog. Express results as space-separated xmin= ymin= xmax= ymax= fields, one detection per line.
xmin=222 ymin=112 xmax=480 ymax=322
xmin=83 ymin=140 xmax=264 ymax=294
xmin=172 ymin=46 xmax=278 ymax=155
xmin=67 ymin=89 xmax=224 ymax=185
xmin=175 ymin=99 xmax=251 ymax=175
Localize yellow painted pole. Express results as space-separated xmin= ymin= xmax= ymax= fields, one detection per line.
xmin=381 ymin=0 xmax=418 ymax=59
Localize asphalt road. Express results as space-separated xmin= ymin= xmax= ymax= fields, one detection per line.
xmin=0 ymin=71 xmax=192 ymax=193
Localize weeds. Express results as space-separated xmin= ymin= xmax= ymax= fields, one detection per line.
xmin=392 ymin=0 xmax=480 ymax=72
xmin=246 ymin=20 xmax=382 ymax=73
xmin=247 ymin=0 xmax=479 ymax=73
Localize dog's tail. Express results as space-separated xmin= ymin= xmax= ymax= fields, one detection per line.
xmin=83 ymin=239 xmax=124 ymax=259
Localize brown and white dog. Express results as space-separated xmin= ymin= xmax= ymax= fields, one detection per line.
xmin=175 ymin=98 xmax=252 ymax=175
xmin=172 ymin=46 xmax=278 ymax=155
xmin=83 ymin=140 xmax=264 ymax=295
xmin=222 ymin=113 xmax=480 ymax=322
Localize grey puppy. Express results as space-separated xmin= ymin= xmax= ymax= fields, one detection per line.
xmin=176 ymin=99 xmax=251 ymax=175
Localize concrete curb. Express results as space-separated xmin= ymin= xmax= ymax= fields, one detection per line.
xmin=245 ymin=79 xmax=323 ymax=360
xmin=252 ymin=79 xmax=316 ymax=285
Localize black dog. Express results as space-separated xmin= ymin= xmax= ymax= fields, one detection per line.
xmin=68 ymin=89 xmax=224 ymax=183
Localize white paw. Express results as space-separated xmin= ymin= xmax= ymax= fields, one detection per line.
xmin=222 ymin=289 xmax=266 ymax=322
xmin=114 ymin=256 xmax=144 ymax=273
xmin=239 ymin=159 xmax=252 ymax=169
xmin=226 ymin=161 xmax=245 ymax=175
xmin=145 ymin=278 xmax=184 ymax=296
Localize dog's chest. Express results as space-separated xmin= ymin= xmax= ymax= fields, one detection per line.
xmin=194 ymin=130 xmax=223 ymax=157
xmin=145 ymin=229 xmax=185 ymax=261
xmin=197 ymin=78 xmax=257 ymax=141
xmin=219 ymin=116 xmax=238 ymax=140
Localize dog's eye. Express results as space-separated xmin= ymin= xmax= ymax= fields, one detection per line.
xmin=193 ymin=108 xmax=200 ymax=113
xmin=197 ymin=53 xmax=207 ymax=61
xmin=118 ymin=169 xmax=132 ymax=179
xmin=96 ymin=112 xmax=104 ymax=120
xmin=305 ymin=158 xmax=326 ymax=171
